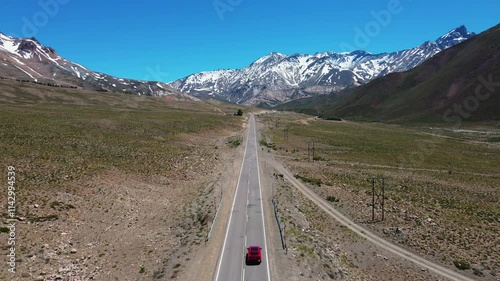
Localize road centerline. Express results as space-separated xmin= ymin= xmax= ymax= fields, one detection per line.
xmin=214 ymin=114 xmax=270 ymax=281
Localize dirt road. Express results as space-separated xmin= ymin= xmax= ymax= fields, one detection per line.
xmin=266 ymin=158 xmax=476 ymax=281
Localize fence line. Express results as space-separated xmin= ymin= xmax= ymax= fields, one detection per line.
xmin=206 ymin=187 xmax=223 ymax=242
xmin=272 ymin=196 xmax=287 ymax=251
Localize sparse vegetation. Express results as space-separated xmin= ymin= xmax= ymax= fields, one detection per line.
xmin=0 ymin=80 xmax=246 ymax=280
xmin=258 ymin=112 xmax=500 ymax=276
xmin=273 ymin=172 xmax=284 ymax=179
xmin=0 ymin=80 xmax=243 ymax=190
xmin=29 ymin=215 xmax=59 ymax=222
xmin=473 ymin=267 xmax=484 ymax=277
xmin=170 ymin=269 xmax=180 ymax=279
xmin=313 ymin=155 xmax=326 ymax=161
xmin=227 ymin=136 xmax=242 ymax=147
xmin=326 ymin=195 xmax=339 ymax=203
xmin=453 ymin=259 xmax=471 ymax=270
xmin=294 ymin=174 xmax=322 ymax=187
xmin=260 ymin=138 xmax=277 ymax=150
xmin=297 ymin=245 xmax=315 ymax=258
xmin=153 ymin=270 xmax=165 ymax=279
xmin=50 ymin=201 xmax=76 ymax=210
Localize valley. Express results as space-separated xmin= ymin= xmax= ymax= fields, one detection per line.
xmin=0 ymin=80 xmax=498 ymax=280
xmin=257 ymin=111 xmax=499 ymax=280
xmin=0 ymin=80 xmax=248 ymax=280
xmin=0 ymin=6 xmax=498 ymax=281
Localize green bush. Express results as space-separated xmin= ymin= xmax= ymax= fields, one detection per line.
xmin=273 ymin=173 xmax=284 ymax=179
xmin=313 ymin=156 xmax=326 ymax=161
xmin=294 ymin=174 xmax=322 ymax=187
xmin=453 ymin=259 xmax=470 ymax=270
xmin=260 ymin=139 xmax=276 ymax=150
xmin=327 ymin=195 xmax=339 ymax=202
xmin=227 ymin=137 xmax=241 ymax=148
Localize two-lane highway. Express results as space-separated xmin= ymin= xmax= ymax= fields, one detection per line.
xmin=214 ymin=114 xmax=271 ymax=281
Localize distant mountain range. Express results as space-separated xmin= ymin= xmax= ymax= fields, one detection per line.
xmin=0 ymin=33 xmax=193 ymax=100
xmin=276 ymin=24 xmax=500 ymax=123
xmin=169 ymin=26 xmax=475 ymax=107
xmin=0 ymin=26 xmax=479 ymax=109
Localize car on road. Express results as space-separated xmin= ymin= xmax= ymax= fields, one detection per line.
xmin=245 ymin=245 xmax=262 ymax=265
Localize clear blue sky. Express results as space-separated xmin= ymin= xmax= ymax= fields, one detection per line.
xmin=0 ymin=0 xmax=498 ymax=82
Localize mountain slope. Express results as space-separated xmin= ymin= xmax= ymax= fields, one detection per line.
xmin=169 ymin=26 xmax=475 ymax=107
xmin=0 ymin=33 xmax=193 ymax=99
xmin=277 ymin=24 xmax=500 ymax=123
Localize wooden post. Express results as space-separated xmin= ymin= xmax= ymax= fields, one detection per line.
xmin=372 ymin=178 xmax=375 ymax=222
xmin=382 ymin=178 xmax=385 ymax=221
xmin=307 ymin=142 xmax=310 ymax=161
xmin=312 ymin=142 xmax=315 ymax=161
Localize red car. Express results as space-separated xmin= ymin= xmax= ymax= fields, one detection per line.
xmin=246 ymin=245 xmax=262 ymax=265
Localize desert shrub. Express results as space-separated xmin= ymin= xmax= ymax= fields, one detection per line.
xmin=227 ymin=137 xmax=241 ymax=147
xmin=294 ymin=174 xmax=322 ymax=187
xmin=326 ymin=195 xmax=339 ymax=202
xmin=453 ymin=259 xmax=470 ymax=270
xmin=260 ymin=139 xmax=276 ymax=150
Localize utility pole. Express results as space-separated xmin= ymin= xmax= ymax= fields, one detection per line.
xmin=312 ymin=142 xmax=315 ymax=161
xmin=307 ymin=142 xmax=310 ymax=161
xmin=381 ymin=178 xmax=385 ymax=221
xmin=367 ymin=177 xmax=386 ymax=222
xmin=371 ymin=178 xmax=375 ymax=221
xmin=307 ymin=141 xmax=315 ymax=161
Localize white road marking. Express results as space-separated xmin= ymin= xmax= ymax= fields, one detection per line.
xmin=254 ymin=116 xmax=272 ymax=281
xmin=213 ymin=121 xmax=250 ymax=281
xmin=214 ymin=115 xmax=270 ymax=281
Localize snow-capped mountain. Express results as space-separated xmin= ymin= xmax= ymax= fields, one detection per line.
xmin=0 ymin=33 xmax=193 ymax=99
xmin=169 ymin=26 xmax=475 ymax=106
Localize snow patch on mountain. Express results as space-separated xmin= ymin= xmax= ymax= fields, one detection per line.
xmin=0 ymin=32 xmax=195 ymax=100
xmin=169 ymin=26 xmax=475 ymax=107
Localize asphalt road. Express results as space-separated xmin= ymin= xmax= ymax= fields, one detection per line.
xmin=214 ymin=114 xmax=271 ymax=281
